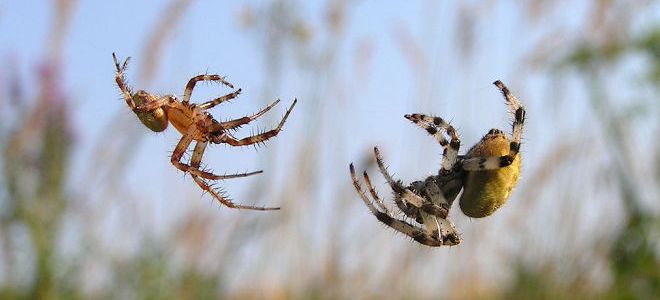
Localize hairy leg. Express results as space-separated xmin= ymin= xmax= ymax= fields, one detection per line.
xmin=221 ymin=99 xmax=297 ymax=146
xmin=404 ymin=114 xmax=461 ymax=172
xmin=183 ymin=74 xmax=235 ymax=104
xmin=462 ymin=81 xmax=525 ymax=171
xmin=170 ymin=135 xmax=262 ymax=180
xmin=210 ymin=99 xmax=282 ymax=131
xmin=349 ymin=164 xmax=459 ymax=247
xmin=188 ymin=141 xmax=276 ymax=210
xmin=112 ymin=53 xmax=135 ymax=110
xmin=373 ymin=147 xmax=448 ymax=219
xmin=198 ymin=89 xmax=242 ymax=110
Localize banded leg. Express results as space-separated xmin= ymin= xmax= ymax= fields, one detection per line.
xmin=494 ymin=80 xmax=525 ymax=156
xmin=210 ymin=99 xmax=282 ymax=131
xmin=112 ymin=53 xmax=135 ymax=109
xmin=462 ymin=81 xmax=525 ymax=171
xmin=349 ymin=164 xmax=460 ymax=247
xmin=170 ymin=135 xmax=262 ymax=180
xmin=349 ymin=163 xmax=381 ymax=214
xmin=198 ymin=89 xmax=242 ymax=110
xmin=404 ymin=114 xmax=461 ymax=172
xmin=183 ymin=74 xmax=236 ymax=104
xmin=374 ymin=147 xmax=449 ymax=219
xmin=189 ymin=142 xmax=276 ymax=210
xmin=221 ymin=99 xmax=297 ymax=146
xmin=361 ymin=171 xmax=390 ymax=214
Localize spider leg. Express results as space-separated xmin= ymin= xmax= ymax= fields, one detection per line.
xmin=361 ymin=171 xmax=390 ymax=214
xmin=190 ymin=176 xmax=279 ymax=210
xmin=349 ymin=164 xmax=459 ymax=247
xmin=349 ymin=164 xmax=381 ymax=214
xmin=198 ymin=89 xmax=242 ymax=110
xmin=210 ymin=99 xmax=281 ymax=131
xmin=112 ymin=53 xmax=136 ymax=110
xmin=221 ymin=99 xmax=297 ymax=146
xmin=188 ymin=142 xmax=277 ymax=211
xmin=368 ymin=149 xmax=420 ymax=218
xmin=373 ymin=147 xmax=449 ymax=219
xmin=170 ymin=135 xmax=263 ymax=180
xmin=494 ymin=80 xmax=525 ymax=155
xmin=404 ymin=114 xmax=461 ymax=172
xmin=183 ymin=74 xmax=236 ymax=105
xmin=462 ymin=81 xmax=525 ymax=171
xmin=133 ymin=95 xmax=177 ymax=113
xmin=461 ymin=153 xmax=518 ymax=171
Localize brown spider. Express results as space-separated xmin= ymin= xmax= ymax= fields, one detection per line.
xmin=112 ymin=53 xmax=296 ymax=211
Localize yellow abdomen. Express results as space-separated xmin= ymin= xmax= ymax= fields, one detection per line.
xmin=459 ymin=133 xmax=521 ymax=218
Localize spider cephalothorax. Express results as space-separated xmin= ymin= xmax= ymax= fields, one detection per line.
xmin=350 ymin=80 xmax=525 ymax=246
xmin=113 ymin=53 xmax=296 ymax=210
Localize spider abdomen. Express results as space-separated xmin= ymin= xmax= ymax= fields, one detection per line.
xmin=460 ymin=130 xmax=521 ymax=218
xmin=133 ymin=91 xmax=169 ymax=132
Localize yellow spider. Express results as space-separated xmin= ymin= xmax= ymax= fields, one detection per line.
xmin=350 ymin=80 xmax=525 ymax=246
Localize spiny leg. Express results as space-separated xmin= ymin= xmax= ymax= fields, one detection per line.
xmin=221 ymin=99 xmax=297 ymax=147
xmin=494 ymin=80 xmax=525 ymax=153
xmin=349 ymin=164 xmax=457 ymax=247
xmin=462 ymin=81 xmax=526 ymax=171
xmin=188 ymin=142 xmax=276 ymax=211
xmin=369 ymin=148 xmax=418 ymax=218
xmin=112 ymin=53 xmax=135 ymax=110
xmin=190 ymin=175 xmax=279 ymax=210
xmin=349 ymin=163 xmax=381 ymax=214
xmin=404 ymin=114 xmax=461 ymax=172
xmin=210 ymin=99 xmax=282 ymax=131
xmin=361 ymin=170 xmax=390 ymax=214
xmin=198 ymin=89 xmax=242 ymax=110
xmin=170 ymin=136 xmax=263 ymax=180
xmin=373 ymin=147 xmax=449 ymax=219
xmin=183 ymin=74 xmax=236 ymax=105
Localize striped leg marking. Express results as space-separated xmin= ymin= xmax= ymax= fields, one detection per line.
xmin=463 ymin=81 xmax=525 ymax=171
xmin=373 ymin=147 xmax=449 ymax=219
xmin=183 ymin=74 xmax=236 ymax=104
xmin=222 ymin=99 xmax=297 ymax=147
xmin=211 ymin=99 xmax=282 ymax=131
xmin=404 ymin=114 xmax=461 ymax=172
xmin=349 ymin=164 xmax=460 ymax=247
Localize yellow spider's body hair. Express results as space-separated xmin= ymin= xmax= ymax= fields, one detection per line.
xmin=460 ymin=131 xmax=521 ymax=218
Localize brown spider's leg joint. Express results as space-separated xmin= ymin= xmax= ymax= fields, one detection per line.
xmin=184 ymin=141 xmax=276 ymax=210
xmin=112 ymin=53 xmax=136 ymax=110
xmin=173 ymin=138 xmax=264 ymax=180
xmin=183 ymin=74 xmax=236 ymax=105
xmin=171 ymin=134 xmax=194 ymax=167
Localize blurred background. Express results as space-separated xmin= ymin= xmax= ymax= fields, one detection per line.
xmin=0 ymin=0 xmax=659 ymax=299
